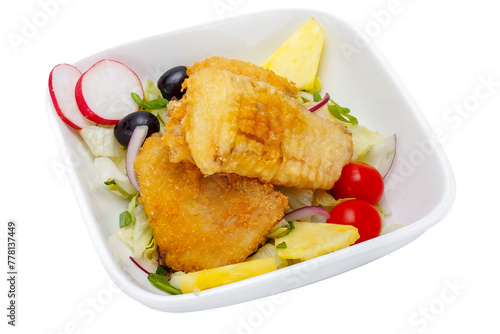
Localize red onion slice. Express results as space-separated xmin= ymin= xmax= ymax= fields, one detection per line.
xmin=126 ymin=125 xmax=148 ymax=192
xmin=308 ymin=92 xmax=330 ymax=112
xmin=157 ymin=246 xmax=166 ymax=267
xmin=283 ymin=206 xmax=331 ymax=221
xmin=129 ymin=256 xmax=151 ymax=275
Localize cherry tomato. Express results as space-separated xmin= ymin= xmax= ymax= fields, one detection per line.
xmin=331 ymin=162 xmax=384 ymax=205
xmin=327 ymin=199 xmax=382 ymax=244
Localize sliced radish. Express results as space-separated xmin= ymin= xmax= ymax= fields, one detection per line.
xmin=126 ymin=125 xmax=149 ymax=192
xmin=48 ymin=63 xmax=96 ymax=130
xmin=75 ymin=59 xmax=143 ymax=125
xmin=378 ymin=134 xmax=397 ymax=179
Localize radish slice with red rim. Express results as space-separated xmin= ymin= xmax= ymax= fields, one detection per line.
xmin=126 ymin=125 xmax=148 ymax=192
xmin=75 ymin=59 xmax=143 ymax=125
xmin=48 ymin=63 xmax=95 ymax=129
xmin=283 ymin=206 xmax=331 ymax=221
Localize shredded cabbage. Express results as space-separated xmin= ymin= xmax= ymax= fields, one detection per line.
xmin=143 ymin=79 xmax=163 ymax=101
xmin=246 ymin=243 xmax=288 ymax=269
xmin=303 ymin=101 xmax=384 ymax=161
xmin=94 ymin=157 xmax=137 ymax=198
xmin=346 ymin=124 xmax=385 ymax=161
xmin=143 ymin=79 xmax=169 ymax=133
xmin=80 ymin=125 xmax=125 ymax=158
xmin=275 ymin=186 xmax=314 ymax=211
xmin=133 ymin=204 xmax=157 ymax=259
xmin=312 ymin=189 xmax=338 ymax=207
xmin=169 ymin=271 xmax=185 ymax=291
xmin=116 ymin=198 xmax=157 ymax=260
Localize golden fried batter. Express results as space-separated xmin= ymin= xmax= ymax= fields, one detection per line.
xmin=164 ymin=56 xmax=297 ymax=164
xmin=135 ymin=134 xmax=288 ymax=272
xmin=164 ymin=65 xmax=353 ymax=190
xmin=163 ymin=99 xmax=192 ymax=164
xmin=185 ymin=56 xmax=297 ymax=96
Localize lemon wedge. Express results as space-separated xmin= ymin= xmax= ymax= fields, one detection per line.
xmin=261 ymin=17 xmax=325 ymax=90
xmin=275 ymin=222 xmax=359 ymax=261
xmin=178 ymin=257 xmax=277 ymax=293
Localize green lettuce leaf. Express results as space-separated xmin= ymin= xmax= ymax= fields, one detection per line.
xmin=116 ymin=196 xmax=157 ymax=260
xmin=274 ymin=186 xmax=314 ymax=211
xmin=346 ymin=124 xmax=385 ymax=161
xmin=94 ymin=157 xmax=137 ymax=199
xmin=80 ymin=125 xmax=125 ymax=158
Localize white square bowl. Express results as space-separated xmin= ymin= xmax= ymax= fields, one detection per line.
xmin=47 ymin=8 xmax=456 ymax=312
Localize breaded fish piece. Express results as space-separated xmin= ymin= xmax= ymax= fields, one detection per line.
xmin=164 ymin=56 xmax=297 ymax=164
xmin=164 ymin=66 xmax=353 ymax=190
xmin=135 ymin=133 xmax=288 ymax=272
xmin=163 ymin=99 xmax=192 ymax=164
xmin=185 ymin=56 xmax=297 ymax=97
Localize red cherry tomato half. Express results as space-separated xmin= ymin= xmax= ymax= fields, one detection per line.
xmin=327 ymin=199 xmax=382 ymax=244
xmin=331 ymin=162 xmax=384 ymax=205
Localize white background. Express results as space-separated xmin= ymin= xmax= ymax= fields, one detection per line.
xmin=1 ymin=0 xmax=498 ymax=333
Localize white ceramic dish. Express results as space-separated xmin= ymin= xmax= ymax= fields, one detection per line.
xmin=47 ymin=8 xmax=455 ymax=312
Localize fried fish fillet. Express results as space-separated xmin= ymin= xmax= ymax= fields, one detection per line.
xmin=135 ymin=133 xmax=288 ymax=272
xmin=184 ymin=56 xmax=297 ymax=97
xmin=163 ymin=56 xmax=297 ymax=164
xmin=163 ymin=65 xmax=353 ymax=190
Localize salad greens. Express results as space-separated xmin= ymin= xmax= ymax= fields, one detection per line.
xmin=80 ymin=126 xmax=125 ymax=158
xmin=328 ymin=104 xmax=358 ymax=125
xmin=137 ymin=79 xmax=170 ymax=132
xmin=346 ymin=124 xmax=385 ymax=161
xmin=245 ymin=243 xmax=288 ymax=269
xmin=131 ymin=92 xmax=168 ymax=110
xmin=116 ymin=196 xmax=157 ymax=259
xmin=147 ymin=273 xmax=182 ymax=295
xmin=119 ymin=210 xmax=133 ymax=228
xmin=75 ymin=62 xmax=391 ymax=296
xmin=312 ymin=90 xmax=358 ymax=125
xmin=94 ymin=157 xmax=137 ymax=199
xmin=276 ymin=242 xmax=287 ymax=249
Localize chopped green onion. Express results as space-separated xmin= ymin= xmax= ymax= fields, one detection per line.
xmin=271 ymin=221 xmax=297 ymax=239
xmin=267 ymin=226 xmax=289 ymax=238
xmin=312 ymin=90 xmax=322 ymax=102
xmin=311 ymin=91 xmax=358 ymax=125
xmin=328 ymin=102 xmax=358 ymax=125
xmin=104 ymin=179 xmax=116 ymax=186
xmin=148 ymin=273 xmax=183 ymax=295
xmin=276 ymin=241 xmax=287 ymax=249
xmin=131 ymin=92 xmax=168 ymax=110
xmin=119 ymin=210 xmax=133 ymax=228
xmin=143 ymin=79 xmax=163 ymax=101
xmin=155 ymin=265 xmax=169 ymax=276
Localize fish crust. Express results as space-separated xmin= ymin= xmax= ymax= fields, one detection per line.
xmin=135 ymin=133 xmax=288 ymax=272
xmin=164 ymin=61 xmax=353 ymax=189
